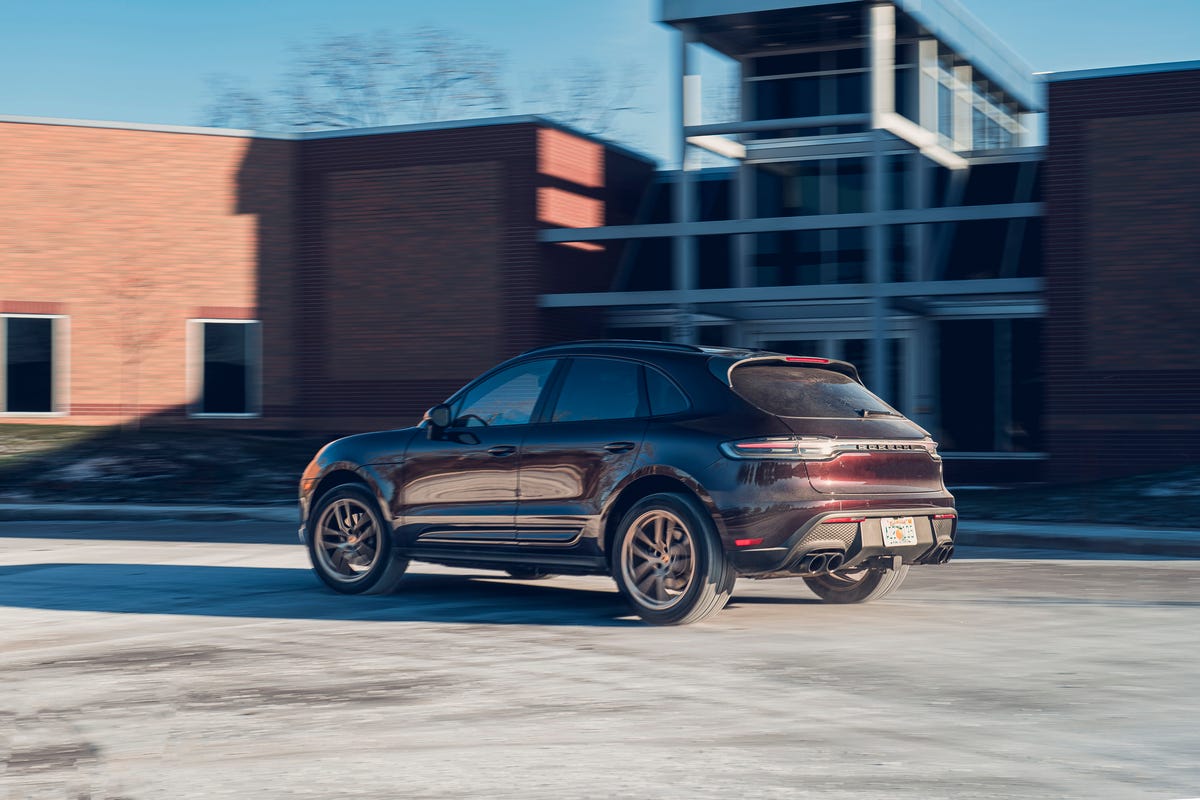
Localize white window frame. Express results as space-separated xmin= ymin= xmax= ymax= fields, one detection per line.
xmin=186 ymin=318 xmax=262 ymax=418
xmin=0 ymin=313 xmax=70 ymax=417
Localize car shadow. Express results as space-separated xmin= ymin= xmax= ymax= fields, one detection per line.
xmin=0 ymin=563 xmax=640 ymax=627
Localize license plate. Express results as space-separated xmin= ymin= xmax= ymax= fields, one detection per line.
xmin=881 ymin=516 xmax=918 ymax=546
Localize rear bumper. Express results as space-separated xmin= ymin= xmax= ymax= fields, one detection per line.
xmin=728 ymin=507 xmax=957 ymax=576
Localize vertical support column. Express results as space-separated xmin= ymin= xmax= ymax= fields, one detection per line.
xmin=952 ymin=64 xmax=973 ymax=151
xmin=867 ymin=4 xmax=893 ymax=399
xmin=994 ymin=319 xmax=1013 ymax=451
xmin=673 ymin=23 xmax=699 ymax=344
xmin=918 ymin=39 xmax=938 ymax=134
xmin=1017 ymin=111 xmax=1040 ymax=147
xmin=912 ymin=318 xmax=940 ymax=435
xmin=869 ymin=3 xmax=896 ymax=127
xmin=733 ymin=56 xmax=754 ymax=291
xmin=868 ymin=131 xmax=890 ymax=399
xmin=909 ymin=147 xmax=938 ymax=434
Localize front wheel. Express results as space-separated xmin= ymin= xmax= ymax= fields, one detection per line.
xmin=804 ymin=561 xmax=909 ymax=604
xmin=611 ymin=493 xmax=735 ymax=625
xmin=307 ymin=484 xmax=408 ymax=595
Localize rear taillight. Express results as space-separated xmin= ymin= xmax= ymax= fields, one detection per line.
xmin=721 ymin=436 xmax=940 ymax=461
xmin=720 ymin=437 xmax=835 ymax=460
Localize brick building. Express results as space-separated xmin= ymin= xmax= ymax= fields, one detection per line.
xmin=1043 ymin=63 xmax=1200 ymax=480
xmin=0 ymin=116 xmax=653 ymax=431
xmin=1 ymin=13 xmax=1198 ymax=484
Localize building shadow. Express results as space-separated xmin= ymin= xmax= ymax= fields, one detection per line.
xmin=0 ymin=562 xmax=638 ymax=627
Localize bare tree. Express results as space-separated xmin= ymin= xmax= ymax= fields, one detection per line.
xmin=200 ymin=26 xmax=652 ymax=140
xmin=202 ymin=27 xmax=510 ymax=132
xmin=520 ymin=59 xmax=646 ymax=137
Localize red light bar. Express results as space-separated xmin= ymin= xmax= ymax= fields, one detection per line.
xmin=824 ymin=517 xmax=866 ymax=524
xmin=784 ymin=356 xmax=831 ymax=364
xmin=933 ymin=513 xmax=956 ymax=520
xmin=734 ymin=538 xmax=764 ymax=547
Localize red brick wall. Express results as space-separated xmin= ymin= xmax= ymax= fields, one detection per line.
xmin=294 ymin=123 xmax=543 ymax=431
xmin=0 ymin=118 xmax=655 ymax=433
xmin=1044 ymin=69 xmax=1200 ymax=480
xmin=0 ymin=122 xmax=296 ymax=427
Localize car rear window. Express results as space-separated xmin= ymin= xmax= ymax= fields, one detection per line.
xmin=730 ymin=364 xmax=896 ymax=418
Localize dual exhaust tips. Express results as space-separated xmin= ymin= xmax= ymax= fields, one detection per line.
xmin=797 ymin=550 xmax=845 ymax=575
xmin=928 ymin=542 xmax=955 ymax=565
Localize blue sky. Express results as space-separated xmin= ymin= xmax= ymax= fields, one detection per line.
xmin=3 ymin=0 xmax=1198 ymax=161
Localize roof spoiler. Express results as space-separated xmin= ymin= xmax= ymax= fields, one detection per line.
xmin=709 ymin=354 xmax=862 ymax=386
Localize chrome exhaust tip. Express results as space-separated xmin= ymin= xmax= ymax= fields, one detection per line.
xmin=825 ymin=552 xmax=845 ymax=572
xmin=807 ymin=553 xmax=828 ymax=574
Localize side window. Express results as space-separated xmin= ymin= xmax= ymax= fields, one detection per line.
xmin=646 ymin=367 xmax=690 ymax=416
xmin=454 ymin=359 xmax=557 ymax=427
xmin=551 ymin=357 xmax=642 ymax=423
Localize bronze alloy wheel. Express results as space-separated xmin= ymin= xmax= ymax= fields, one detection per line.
xmin=619 ymin=508 xmax=697 ymax=610
xmin=307 ymin=484 xmax=409 ymax=595
xmin=612 ymin=493 xmax=735 ymax=625
xmin=315 ymin=497 xmax=383 ymax=583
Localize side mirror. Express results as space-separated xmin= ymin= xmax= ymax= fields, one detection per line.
xmin=426 ymin=403 xmax=453 ymax=438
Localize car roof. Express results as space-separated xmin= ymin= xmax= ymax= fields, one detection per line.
xmin=517 ymin=340 xmax=860 ymax=382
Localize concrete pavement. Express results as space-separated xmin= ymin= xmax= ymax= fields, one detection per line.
xmin=0 ymin=502 xmax=1197 ymax=556
xmin=2 ymin=529 xmax=1198 ymax=799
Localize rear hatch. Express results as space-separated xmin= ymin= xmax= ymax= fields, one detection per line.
xmin=724 ymin=358 xmax=944 ymax=495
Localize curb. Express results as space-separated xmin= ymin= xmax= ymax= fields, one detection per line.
xmin=0 ymin=504 xmax=296 ymax=524
xmin=957 ymin=522 xmax=1200 ymax=558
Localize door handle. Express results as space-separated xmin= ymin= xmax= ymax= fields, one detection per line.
xmin=487 ymin=445 xmax=517 ymax=457
xmin=604 ymin=441 xmax=636 ymax=454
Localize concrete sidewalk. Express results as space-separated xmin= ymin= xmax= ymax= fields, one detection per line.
xmin=1 ymin=502 xmax=1197 ymax=557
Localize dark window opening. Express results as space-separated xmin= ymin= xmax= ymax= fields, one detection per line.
xmin=5 ymin=317 xmax=55 ymax=413
xmin=200 ymin=322 xmax=257 ymax=415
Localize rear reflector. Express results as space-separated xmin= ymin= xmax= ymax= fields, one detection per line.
xmin=784 ymin=356 xmax=831 ymax=364
xmin=933 ymin=513 xmax=956 ymax=520
xmin=823 ymin=517 xmax=866 ymax=524
xmin=734 ymin=538 xmax=764 ymax=547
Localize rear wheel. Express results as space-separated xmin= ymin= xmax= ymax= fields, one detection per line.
xmin=308 ymin=484 xmax=408 ymax=595
xmin=611 ymin=493 xmax=735 ymax=625
xmin=804 ymin=561 xmax=909 ymax=604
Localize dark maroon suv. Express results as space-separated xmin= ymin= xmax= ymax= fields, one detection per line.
xmin=299 ymin=340 xmax=956 ymax=624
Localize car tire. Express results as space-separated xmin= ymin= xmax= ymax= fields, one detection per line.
xmin=611 ymin=493 xmax=735 ymax=625
xmin=307 ymin=484 xmax=408 ymax=595
xmin=803 ymin=561 xmax=909 ymax=604
xmin=504 ymin=568 xmax=556 ymax=580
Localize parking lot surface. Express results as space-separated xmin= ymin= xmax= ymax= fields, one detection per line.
xmin=1 ymin=521 xmax=1198 ymax=799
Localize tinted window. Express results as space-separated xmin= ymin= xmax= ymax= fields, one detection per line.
xmin=552 ymin=358 xmax=641 ymax=422
xmin=455 ymin=359 xmax=557 ymax=427
xmin=731 ymin=365 xmax=896 ymax=419
xmin=646 ymin=368 xmax=689 ymax=416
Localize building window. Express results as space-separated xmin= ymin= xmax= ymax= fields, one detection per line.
xmin=189 ymin=320 xmax=261 ymax=416
xmin=1 ymin=315 xmax=66 ymax=415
